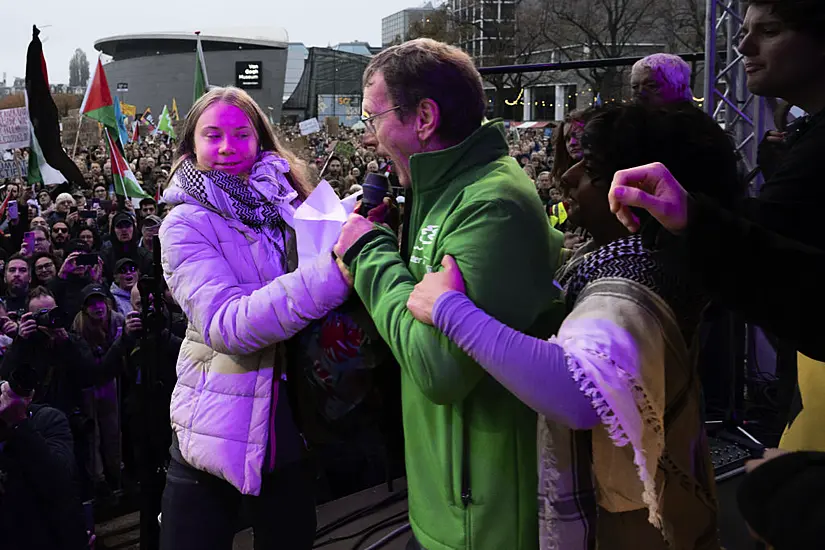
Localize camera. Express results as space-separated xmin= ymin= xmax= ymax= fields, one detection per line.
xmin=33 ymin=307 xmax=69 ymax=330
xmin=7 ymin=309 xmax=26 ymax=322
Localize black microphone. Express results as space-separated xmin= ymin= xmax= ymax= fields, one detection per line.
xmin=359 ymin=173 xmax=390 ymax=217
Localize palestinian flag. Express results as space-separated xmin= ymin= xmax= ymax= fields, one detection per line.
xmin=104 ymin=127 xmax=149 ymax=199
xmin=26 ymin=101 xmax=69 ymax=186
xmin=25 ymin=26 xmax=84 ymax=187
xmin=80 ymin=57 xmax=117 ymax=129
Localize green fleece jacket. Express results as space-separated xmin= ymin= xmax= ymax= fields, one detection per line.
xmin=345 ymin=121 xmax=566 ymax=550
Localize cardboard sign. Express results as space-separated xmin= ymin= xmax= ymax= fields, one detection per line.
xmin=0 ymin=107 xmax=29 ymax=150
xmin=299 ymin=118 xmax=321 ymax=136
xmin=326 ymin=116 xmax=340 ymax=137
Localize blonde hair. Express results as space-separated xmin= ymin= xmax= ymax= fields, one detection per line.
xmin=72 ymin=298 xmax=114 ymax=350
xmin=170 ymin=87 xmax=313 ymax=200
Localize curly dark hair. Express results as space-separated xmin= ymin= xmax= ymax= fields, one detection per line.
xmin=72 ymin=223 xmax=102 ymax=252
xmin=581 ymin=104 xmax=742 ymax=209
xmin=748 ymin=0 xmax=825 ymax=41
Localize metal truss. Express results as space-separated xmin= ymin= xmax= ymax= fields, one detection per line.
xmin=704 ymin=0 xmax=773 ymax=192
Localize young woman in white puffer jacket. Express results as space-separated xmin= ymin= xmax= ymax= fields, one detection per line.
xmin=158 ymin=87 xmax=350 ymax=550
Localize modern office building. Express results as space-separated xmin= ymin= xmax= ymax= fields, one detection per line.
xmin=281 ymin=48 xmax=371 ymax=126
xmin=284 ymin=43 xmax=310 ymax=103
xmin=450 ymin=0 xmax=516 ymax=67
xmin=381 ymin=2 xmax=437 ymax=46
xmin=95 ymin=27 xmax=289 ymax=119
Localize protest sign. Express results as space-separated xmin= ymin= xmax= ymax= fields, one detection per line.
xmin=299 ymin=118 xmax=321 ymax=136
xmin=0 ymin=159 xmax=26 ymax=179
xmin=326 ymin=116 xmax=340 ymax=137
xmin=0 ymin=107 xmax=29 ymax=150
xmin=334 ymin=140 xmax=356 ymax=160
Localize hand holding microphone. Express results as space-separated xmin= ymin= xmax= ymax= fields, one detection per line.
xmin=334 ymin=173 xmax=397 ymax=285
xmin=359 ymin=173 xmax=399 ymax=230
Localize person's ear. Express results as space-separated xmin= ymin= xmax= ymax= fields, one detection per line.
xmin=416 ymin=99 xmax=441 ymax=144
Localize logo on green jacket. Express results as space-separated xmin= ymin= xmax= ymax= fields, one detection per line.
xmin=410 ymin=225 xmax=439 ymax=272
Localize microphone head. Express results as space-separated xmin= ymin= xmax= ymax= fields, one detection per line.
xmin=360 ymin=173 xmax=390 ymax=216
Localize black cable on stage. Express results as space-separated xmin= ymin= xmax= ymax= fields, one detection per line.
xmin=350 ymin=515 xmax=410 ymax=550
xmin=360 ymin=523 xmax=412 ymax=550
xmin=312 ymin=511 xmax=408 ymax=549
xmin=314 ymin=489 xmax=408 ymax=540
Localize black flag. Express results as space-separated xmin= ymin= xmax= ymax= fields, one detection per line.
xmin=25 ymin=25 xmax=85 ymax=190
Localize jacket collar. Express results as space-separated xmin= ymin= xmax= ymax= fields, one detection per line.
xmin=409 ymin=119 xmax=509 ymax=193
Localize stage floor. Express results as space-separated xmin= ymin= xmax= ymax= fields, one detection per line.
xmin=96 ymin=475 xmax=756 ymax=549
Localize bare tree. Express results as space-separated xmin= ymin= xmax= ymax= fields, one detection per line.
xmin=538 ymin=0 xmax=662 ymax=100
xmin=69 ymin=48 xmax=90 ymax=87
xmin=447 ymin=0 xmax=550 ymax=116
xmin=657 ymin=0 xmax=706 ymax=88
xmin=408 ymin=5 xmax=459 ymax=44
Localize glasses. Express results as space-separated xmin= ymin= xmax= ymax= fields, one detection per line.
xmin=118 ymin=265 xmax=138 ymax=274
xmin=52 ymin=227 xmax=69 ymax=234
xmin=361 ymin=106 xmax=401 ymax=133
xmin=36 ymin=263 xmax=55 ymax=272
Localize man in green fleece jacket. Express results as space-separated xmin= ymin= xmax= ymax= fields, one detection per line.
xmin=333 ymin=38 xmax=566 ymax=550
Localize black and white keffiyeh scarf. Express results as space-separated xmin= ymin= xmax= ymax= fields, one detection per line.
xmin=170 ymin=152 xmax=299 ymax=253
xmin=541 ymin=231 xmax=708 ymax=550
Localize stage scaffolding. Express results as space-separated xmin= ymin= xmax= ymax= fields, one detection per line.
xmin=704 ymin=0 xmax=772 ymax=193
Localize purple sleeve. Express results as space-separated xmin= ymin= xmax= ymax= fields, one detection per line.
xmin=433 ymin=291 xmax=599 ymax=430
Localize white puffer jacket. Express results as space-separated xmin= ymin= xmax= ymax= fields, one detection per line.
xmin=160 ymin=176 xmax=349 ymax=495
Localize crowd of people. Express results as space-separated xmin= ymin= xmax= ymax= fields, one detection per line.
xmin=1 ymin=2 xmax=824 ymax=549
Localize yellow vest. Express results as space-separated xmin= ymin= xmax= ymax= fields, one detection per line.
xmin=549 ymin=202 xmax=568 ymax=228
xmin=779 ymin=352 xmax=825 ymax=451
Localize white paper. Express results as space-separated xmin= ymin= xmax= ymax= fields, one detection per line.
xmin=293 ymin=180 xmax=358 ymax=266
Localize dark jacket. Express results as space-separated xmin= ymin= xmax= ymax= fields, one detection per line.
xmin=1 ymin=332 xmax=119 ymax=415
xmin=0 ymin=199 xmax=30 ymax=258
xmin=682 ymin=111 xmax=825 ymax=360
xmin=0 ymin=405 xmax=89 ymax=550
xmin=48 ymin=274 xmax=101 ymax=323
xmin=2 ymin=291 xmax=28 ymax=315
xmin=104 ymin=328 xmax=180 ymax=468
xmin=99 ymin=215 xmax=152 ymax=283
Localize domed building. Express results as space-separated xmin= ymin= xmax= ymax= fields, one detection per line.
xmin=94 ymin=27 xmax=289 ymax=120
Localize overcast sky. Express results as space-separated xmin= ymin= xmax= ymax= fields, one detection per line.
xmin=2 ymin=0 xmax=437 ymax=85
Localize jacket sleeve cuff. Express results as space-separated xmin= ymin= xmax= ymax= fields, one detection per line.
xmin=341 ymin=228 xmax=386 ymax=267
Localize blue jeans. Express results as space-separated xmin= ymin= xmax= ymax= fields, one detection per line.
xmin=160 ymin=458 xmax=316 ymax=550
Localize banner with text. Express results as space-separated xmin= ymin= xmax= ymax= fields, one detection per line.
xmin=0 ymin=159 xmax=27 ymax=179
xmin=0 ymin=107 xmax=30 ymax=151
